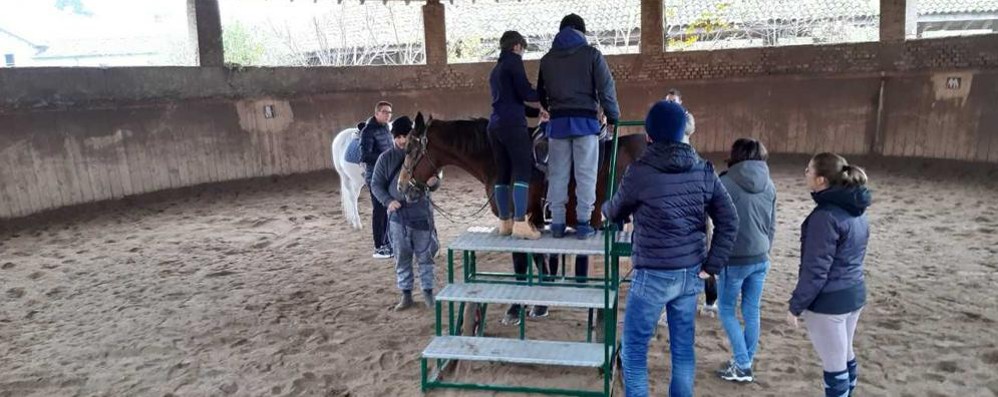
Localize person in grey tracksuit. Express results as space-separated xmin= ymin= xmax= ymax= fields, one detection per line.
xmin=370 ymin=116 xmax=440 ymax=311
xmin=537 ymin=13 xmax=620 ymax=239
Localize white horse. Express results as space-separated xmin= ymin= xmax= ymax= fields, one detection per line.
xmin=331 ymin=127 xmax=366 ymax=229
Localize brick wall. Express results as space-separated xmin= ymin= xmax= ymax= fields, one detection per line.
xmin=0 ymin=34 xmax=996 ymax=219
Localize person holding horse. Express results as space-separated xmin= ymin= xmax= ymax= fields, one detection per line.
xmin=538 ymin=13 xmax=620 ymax=239
xmin=603 ymin=100 xmax=738 ymax=397
xmin=361 ymin=101 xmax=396 ymax=259
xmin=488 ymin=30 xmax=547 ymax=240
xmin=371 ymin=116 xmax=441 ymax=311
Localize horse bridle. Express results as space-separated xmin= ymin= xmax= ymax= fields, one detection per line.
xmin=401 ymin=128 xmax=492 ymax=223
xmin=402 ymin=133 xmax=442 ymax=195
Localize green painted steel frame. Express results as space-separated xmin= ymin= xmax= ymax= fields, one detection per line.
xmin=423 ymin=121 xmax=641 ymax=396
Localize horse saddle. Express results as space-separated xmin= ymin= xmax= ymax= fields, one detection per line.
xmin=530 ymin=122 xmax=611 ymax=176
xmin=344 ymin=122 xmax=366 ymax=164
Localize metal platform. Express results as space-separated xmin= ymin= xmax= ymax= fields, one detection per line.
xmin=436 ymin=283 xmax=613 ymax=309
xmin=423 ymin=336 xmax=608 ymax=367
xmin=615 ymin=231 xmax=631 ymax=244
xmin=448 ymin=230 xmax=605 ymax=256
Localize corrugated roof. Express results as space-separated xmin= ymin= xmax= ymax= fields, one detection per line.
xmin=917 ymin=0 xmax=998 ymax=15
xmin=33 ymin=37 xmax=161 ymax=58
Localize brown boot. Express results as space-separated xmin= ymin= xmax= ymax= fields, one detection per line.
xmin=496 ymin=219 xmax=513 ymax=236
xmin=512 ymin=220 xmax=541 ymax=240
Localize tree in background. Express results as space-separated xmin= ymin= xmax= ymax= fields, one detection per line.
xmin=223 ymin=21 xmax=266 ymax=65
xmin=666 ymin=2 xmax=735 ymax=50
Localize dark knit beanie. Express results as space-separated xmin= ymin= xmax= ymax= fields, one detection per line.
xmin=559 ymin=13 xmax=586 ymax=33
xmin=644 ymin=100 xmax=688 ymax=143
xmin=391 ymin=116 xmax=413 ymax=137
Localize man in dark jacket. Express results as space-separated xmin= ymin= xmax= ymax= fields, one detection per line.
xmin=538 ymin=14 xmax=620 ymax=239
xmin=602 ymin=100 xmax=738 ymax=397
xmin=371 ymin=116 xmax=440 ymax=311
xmin=361 ymin=101 xmax=396 ymax=259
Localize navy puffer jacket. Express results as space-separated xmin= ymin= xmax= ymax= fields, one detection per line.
xmin=789 ymin=186 xmax=871 ymax=316
xmin=602 ymin=141 xmax=738 ymax=274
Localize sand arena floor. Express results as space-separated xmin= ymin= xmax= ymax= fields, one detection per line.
xmin=1 ymin=157 xmax=997 ymax=397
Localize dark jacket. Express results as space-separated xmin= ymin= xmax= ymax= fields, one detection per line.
xmin=602 ymin=142 xmax=738 ymax=274
xmin=719 ymin=160 xmax=777 ymax=266
xmin=489 ymin=50 xmax=540 ymax=130
xmin=537 ymin=27 xmax=620 ymax=137
xmin=789 ymin=186 xmax=872 ymax=316
xmin=370 ymin=147 xmax=438 ymax=230
xmin=360 ymin=116 xmax=393 ymax=181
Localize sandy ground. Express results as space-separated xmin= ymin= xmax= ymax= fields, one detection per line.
xmin=2 ymin=158 xmax=997 ymax=397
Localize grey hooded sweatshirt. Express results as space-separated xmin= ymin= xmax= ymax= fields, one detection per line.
xmin=719 ymin=160 xmax=777 ymax=266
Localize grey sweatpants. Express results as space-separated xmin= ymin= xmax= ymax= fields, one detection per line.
xmin=389 ymin=221 xmax=437 ymax=291
xmin=547 ymin=134 xmax=598 ymax=225
xmin=803 ymin=308 xmax=863 ymax=372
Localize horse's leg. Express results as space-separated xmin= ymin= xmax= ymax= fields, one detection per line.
xmin=339 ymin=172 xmax=357 ymax=228
xmin=347 ymin=164 xmax=365 ymax=229
xmin=332 ymin=141 xmax=358 ymax=229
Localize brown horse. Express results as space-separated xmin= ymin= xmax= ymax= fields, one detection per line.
xmin=399 ymin=112 xmax=646 ymax=229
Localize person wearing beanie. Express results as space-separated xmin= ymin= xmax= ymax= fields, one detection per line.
xmin=602 ymin=100 xmax=738 ymax=397
xmin=658 ymin=88 xmax=719 ymax=327
xmin=370 ymin=115 xmax=441 ymax=311
xmin=537 ymin=13 xmax=620 ymax=242
xmin=361 ymin=101 xmax=396 ymax=259
xmin=391 ymin=115 xmax=413 ymax=138
xmin=487 ymin=30 xmax=545 ymax=240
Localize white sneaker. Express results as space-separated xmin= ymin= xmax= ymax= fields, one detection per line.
xmin=700 ymin=302 xmax=718 ymax=317
xmin=372 ymin=246 xmax=392 ymax=259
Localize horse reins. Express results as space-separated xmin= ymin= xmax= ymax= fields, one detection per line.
xmin=404 ymin=129 xmax=493 ymax=224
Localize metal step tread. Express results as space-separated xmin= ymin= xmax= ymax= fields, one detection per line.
xmin=615 ymin=231 xmax=632 ymax=244
xmin=448 ymin=230 xmax=605 ymax=255
xmin=436 ymin=283 xmax=614 ymax=309
xmin=422 ymin=336 xmax=609 ymax=367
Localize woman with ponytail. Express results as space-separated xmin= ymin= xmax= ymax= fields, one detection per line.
xmin=788 ymin=153 xmax=872 ymax=397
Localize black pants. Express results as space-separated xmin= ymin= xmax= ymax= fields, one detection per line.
xmin=369 ymin=188 xmax=388 ymax=249
xmin=547 ymin=254 xmax=589 ymax=282
xmin=705 ymin=275 xmax=717 ymax=306
xmin=488 ymin=126 xmax=534 ymax=186
xmin=511 ymin=252 xmax=548 ymax=281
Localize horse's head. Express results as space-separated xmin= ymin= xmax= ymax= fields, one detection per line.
xmin=398 ymin=112 xmax=443 ymax=202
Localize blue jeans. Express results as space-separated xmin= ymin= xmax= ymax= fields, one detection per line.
xmin=622 ymin=266 xmax=702 ymax=397
xmin=717 ymin=261 xmax=769 ymax=370
xmin=546 ymin=134 xmax=598 ymax=225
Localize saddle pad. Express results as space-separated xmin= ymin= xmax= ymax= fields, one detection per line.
xmin=345 ymin=136 xmax=363 ymax=164
xmin=531 ymin=122 xmax=610 ymax=175
xmin=531 ymin=125 xmax=549 ymax=174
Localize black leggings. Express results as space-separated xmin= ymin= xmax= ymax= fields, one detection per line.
xmin=369 ymin=188 xmax=389 ymax=249
xmin=511 ymin=253 xmax=548 ymax=281
xmin=705 ymin=275 xmax=717 ymax=305
xmin=511 ymin=253 xmax=589 ymax=281
xmin=488 ymin=126 xmax=534 ymax=185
